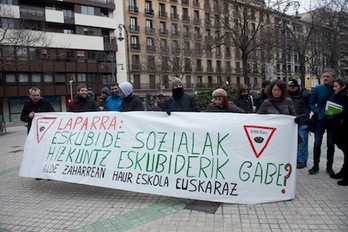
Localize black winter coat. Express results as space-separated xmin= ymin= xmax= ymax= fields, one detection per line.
xmin=20 ymin=98 xmax=55 ymax=133
xmin=332 ymin=88 xmax=348 ymax=149
xmin=288 ymin=86 xmax=311 ymax=125
xmin=67 ymin=95 xmax=99 ymax=112
xmin=120 ymin=94 xmax=144 ymax=112
xmin=162 ymin=93 xmax=200 ymax=112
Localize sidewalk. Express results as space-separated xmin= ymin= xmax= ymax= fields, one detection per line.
xmin=0 ymin=126 xmax=347 ymax=232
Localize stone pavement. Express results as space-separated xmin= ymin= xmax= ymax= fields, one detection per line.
xmin=0 ymin=125 xmax=347 ymax=232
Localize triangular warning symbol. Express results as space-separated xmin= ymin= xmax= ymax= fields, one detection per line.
xmin=36 ymin=117 xmax=57 ymax=143
xmin=243 ymin=125 xmax=276 ymax=158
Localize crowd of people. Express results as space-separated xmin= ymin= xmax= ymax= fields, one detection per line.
xmin=20 ymin=69 xmax=348 ymax=186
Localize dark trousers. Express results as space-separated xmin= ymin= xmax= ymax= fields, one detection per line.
xmin=313 ymin=121 xmax=335 ymax=169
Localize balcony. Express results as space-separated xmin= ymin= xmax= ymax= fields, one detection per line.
xmin=159 ymin=29 xmax=168 ymax=36
xmin=145 ymin=8 xmax=154 ymax=16
xmin=131 ymin=44 xmax=141 ymax=51
xmin=182 ymin=0 xmax=189 ymax=6
xmin=206 ymin=67 xmax=214 ymax=73
xmin=159 ymin=11 xmax=167 ymax=18
xmin=171 ymin=30 xmax=180 ymax=38
xmin=194 ymin=34 xmax=202 ymax=41
xmin=146 ymin=46 xmax=156 ymax=52
xmin=129 ymin=25 xmax=140 ymax=32
xmin=170 ymin=13 xmax=179 ymax=20
xmin=193 ymin=18 xmax=200 ymax=25
xmin=216 ymin=67 xmax=224 ymax=73
xmin=129 ymin=6 xmax=139 ymax=14
xmin=193 ymin=1 xmax=200 ymax=8
xmin=182 ymin=15 xmax=190 ymax=22
xmin=145 ymin=27 xmax=155 ymax=35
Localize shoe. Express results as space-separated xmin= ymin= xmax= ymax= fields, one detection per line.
xmin=326 ymin=168 xmax=334 ymax=176
xmin=337 ymin=179 xmax=348 ymax=186
xmin=297 ymin=162 xmax=307 ymax=169
xmin=330 ymin=172 xmax=343 ymax=179
xmin=35 ymin=178 xmax=42 ymax=180
xmin=308 ymin=166 xmax=319 ymax=174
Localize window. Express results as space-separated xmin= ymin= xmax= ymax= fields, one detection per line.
xmin=83 ymin=27 xmax=94 ymax=35
xmin=145 ymin=19 xmax=153 ymax=33
xmin=0 ymin=0 xmax=14 ymax=4
xmin=2 ymin=18 xmax=14 ymax=29
xmin=44 ymin=74 xmax=53 ymax=83
xmin=63 ymin=9 xmax=74 ymax=19
xmin=145 ymin=1 xmax=153 ymax=14
xmin=170 ymin=5 xmax=177 ymax=19
xmin=146 ymin=38 xmax=153 ymax=47
xmin=32 ymin=74 xmax=41 ymax=83
xmin=55 ymin=74 xmax=66 ymax=83
xmin=130 ymin=17 xmax=138 ymax=31
xmin=171 ymin=23 xmax=178 ymax=35
xmin=18 ymin=73 xmax=29 ymax=83
xmin=160 ymin=21 xmax=167 ymax=34
xmin=16 ymin=48 xmax=28 ymax=60
xmin=77 ymin=73 xmax=86 ymax=82
xmin=159 ymin=3 xmax=166 ymax=17
xmin=5 ymin=73 xmax=15 ymax=83
xmin=81 ymin=6 xmax=94 ymax=15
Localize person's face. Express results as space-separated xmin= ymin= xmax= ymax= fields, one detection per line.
xmin=213 ymin=96 xmax=224 ymax=106
xmin=101 ymin=92 xmax=108 ymax=99
xmin=110 ymin=85 xmax=118 ymax=94
xmin=287 ymin=86 xmax=298 ymax=94
xmin=119 ymin=90 xmax=126 ymax=99
xmin=29 ymin=91 xmax=41 ymax=104
xmin=241 ymin=89 xmax=248 ymax=96
xmin=77 ymin=87 xmax=88 ymax=98
xmin=173 ymin=83 xmax=183 ymax=89
xmin=272 ymin=85 xmax=282 ymax=98
xmin=323 ymin=72 xmax=335 ymax=86
xmin=333 ymin=82 xmax=345 ymax=94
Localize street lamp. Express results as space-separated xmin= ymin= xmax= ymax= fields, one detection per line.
xmin=281 ymin=1 xmax=300 ymax=82
xmin=68 ymin=80 xmax=73 ymax=101
xmin=117 ymin=24 xmax=131 ymax=83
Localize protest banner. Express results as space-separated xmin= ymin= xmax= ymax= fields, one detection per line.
xmin=19 ymin=112 xmax=297 ymax=204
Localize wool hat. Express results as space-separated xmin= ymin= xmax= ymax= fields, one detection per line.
xmin=288 ymin=79 xmax=299 ymax=87
xmin=100 ymin=87 xmax=110 ymax=95
xmin=118 ymin=82 xmax=133 ymax=97
xmin=212 ymin=88 xmax=228 ymax=98
xmin=171 ymin=77 xmax=183 ymax=89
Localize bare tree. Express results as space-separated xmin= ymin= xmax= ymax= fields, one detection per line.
xmin=216 ymin=0 xmax=281 ymax=86
xmin=0 ymin=4 xmax=51 ymax=69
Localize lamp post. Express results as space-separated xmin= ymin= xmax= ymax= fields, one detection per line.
xmin=110 ymin=49 xmax=117 ymax=83
xmin=117 ymin=24 xmax=131 ymax=83
xmin=281 ymin=1 xmax=300 ymax=82
xmin=68 ymin=80 xmax=73 ymax=101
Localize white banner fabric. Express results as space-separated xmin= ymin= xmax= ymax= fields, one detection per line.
xmin=19 ymin=112 xmax=297 ymax=204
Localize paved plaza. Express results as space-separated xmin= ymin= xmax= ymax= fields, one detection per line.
xmin=0 ymin=125 xmax=347 ymax=232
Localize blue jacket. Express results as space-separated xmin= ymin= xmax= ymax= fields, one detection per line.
xmin=309 ymin=84 xmax=334 ymax=120
xmin=104 ymin=93 xmax=123 ymax=111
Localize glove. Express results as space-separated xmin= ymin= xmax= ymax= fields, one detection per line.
xmin=294 ymin=117 xmax=300 ymax=124
xmin=166 ymin=109 xmax=171 ymax=116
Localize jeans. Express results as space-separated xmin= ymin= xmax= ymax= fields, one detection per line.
xmin=298 ymin=124 xmax=309 ymax=164
xmin=313 ymin=120 xmax=335 ymax=168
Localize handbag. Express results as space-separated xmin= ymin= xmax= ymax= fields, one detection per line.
xmin=308 ymin=114 xmax=318 ymax=133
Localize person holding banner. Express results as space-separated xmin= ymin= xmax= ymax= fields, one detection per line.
xmin=287 ymin=79 xmax=311 ymax=169
xmin=206 ymin=88 xmax=244 ymax=113
xmin=331 ymin=78 xmax=348 ymax=186
xmin=162 ymin=77 xmax=200 ymax=112
xmin=104 ymin=83 xmax=123 ymax=111
xmin=20 ymin=87 xmax=55 ymax=134
xmin=257 ymin=80 xmax=296 ymax=116
xmin=308 ymin=69 xmax=336 ymax=175
xmin=67 ymin=85 xmax=100 ymax=112
xmin=118 ymin=81 xmax=144 ymax=111
xmin=234 ymin=84 xmax=256 ymax=113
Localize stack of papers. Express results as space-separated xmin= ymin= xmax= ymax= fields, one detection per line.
xmin=325 ymin=101 xmax=343 ymax=115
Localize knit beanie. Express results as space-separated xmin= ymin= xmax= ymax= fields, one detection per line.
xmin=212 ymin=88 xmax=228 ymax=97
xmin=118 ymin=82 xmax=133 ymax=97
xmin=101 ymin=87 xmax=110 ymax=95
xmin=171 ymin=78 xmax=183 ymax=89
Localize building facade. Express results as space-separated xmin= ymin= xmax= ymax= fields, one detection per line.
xmin=0 ymin=0 xmax=119 ymax=122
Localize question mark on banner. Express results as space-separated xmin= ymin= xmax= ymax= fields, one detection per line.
xmin=281 ymin=163 xmax=292 ymax=194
